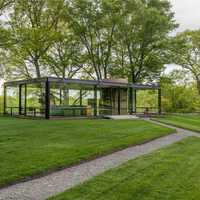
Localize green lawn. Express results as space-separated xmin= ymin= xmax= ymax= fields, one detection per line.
xmin=154 ymin=114 xmax=200 ymax=132
xmin=0 ymin=117 xmax=174 ymax=187
xmin=50 ymin=137 xmax=200 ymax=200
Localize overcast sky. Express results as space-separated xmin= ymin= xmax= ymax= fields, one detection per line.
xmin=170 ymin=0 xmax=200 ymax=33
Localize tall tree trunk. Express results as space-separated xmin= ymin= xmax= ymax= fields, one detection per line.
xmin=104 ymin=70 xmax=107 ymax=80
xmin=131 ymin=66 xmax=136 ymax=83
xmin=62 ymin=67 xmax=65 ymax=79
xmin=34 ymin=57 xmax=41 ymax=78
xmin=131 ymin=73 xmax=135 ymax=83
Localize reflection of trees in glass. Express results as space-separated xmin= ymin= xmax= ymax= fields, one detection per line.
xmin=137 ymin=90 xmax=158 ymax=108
xmin=6 ymin=86 xmax=19 ymax=107
xmin=26 ymin=84 xmax=45 ymax=109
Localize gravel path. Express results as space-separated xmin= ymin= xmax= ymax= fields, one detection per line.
xmin=0 ymin=120 xmax=199 ymax=200
xmin=149 ymin=119 xmax=200 ymax=138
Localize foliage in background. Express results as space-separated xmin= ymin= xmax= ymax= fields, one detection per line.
xmin=0 ymin=0 xmax=13 ymax=13
xmin=110 ymin=0 xmax=177 ymax=83
xmin=173 ymin=29 xmax=200 ymax=94
xmin=161 ymin=69 xmax=200 ymax=113
xmin=137 ymin=90 xmax=158 ymax=112
xmin=1 ymin=0 xmax=200 ymax=114
xmin=0 ymin=0 xmax=177 ymax=82
xmin=67 ymin=0 xmax=122 ymax=80
xmin=4 ymin=0 xmax=66 ymax=79
xmin=0 ymin=95 xmax=3 ymax=114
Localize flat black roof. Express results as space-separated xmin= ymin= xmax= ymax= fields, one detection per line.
xmin=4 ymin=77 xmax=160 ymax=90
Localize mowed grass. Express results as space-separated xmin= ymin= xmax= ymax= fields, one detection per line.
xmin=155 ymin=114 xmax=200 ymax=132
xmin=50 ymin=137 xmax=200 ymax=200
xmin=0 ymin=117 xmax=174 ymax=187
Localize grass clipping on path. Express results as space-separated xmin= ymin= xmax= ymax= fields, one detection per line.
xmin=0 ymin=117 xmax=174 ymax=187
xmin=50 ymin=137 xmax=200 ymax=200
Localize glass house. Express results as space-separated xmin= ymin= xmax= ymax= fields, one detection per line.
xmin=3 ymin=77 xmax=161 ymax=119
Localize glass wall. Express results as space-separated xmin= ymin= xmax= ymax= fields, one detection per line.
xmin=4 ymin=83 xmax=45 ymax=117
xmin=5 ymin=85 xmax=19 ymax=115
xmin=81 ymin=89 xmax=96 ymax=116
xmin=136 ymin=90 xmax=159 ymax=113
xmin=26 ymin=83 xmax=45 ymax=117
xmin=98 ymin=87 xmax=128 ymax=116
xmin=49 ymin=83 xmax=130 ymax=117
xmin=99 ymin=88 xmax=113 ymax=115
xmin=119 ymin=88 xmax=128 ymax=115
xmin=50 ymin=83 xmax=97 ymax=117
xmin=4 ymin=79 xmax=160 ymax=118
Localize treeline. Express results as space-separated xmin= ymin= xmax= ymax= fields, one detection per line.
xmin=1 ymin=0 xmax=200 ymax=113
xmin=161 ymin=69 xmax=200 ymax=113
xmin=0 ymin=0 xmax=176 ymax=82
xmin=132 ymin=69 xmax=200 ymax=113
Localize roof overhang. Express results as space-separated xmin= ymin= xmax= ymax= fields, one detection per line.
xmin=4 ymin=77 xmax=160 ymax=90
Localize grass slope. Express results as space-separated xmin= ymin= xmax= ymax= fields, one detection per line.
xmin=50 ymin=137 xmax=200 ymax=200
xmin=0 ymin=117 xmax=173 ymax=187
xmin=155 ymin=115 xmax=200 ymax=132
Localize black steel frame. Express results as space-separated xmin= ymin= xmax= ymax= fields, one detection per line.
xmin=3 ymin=77 xmax=162 ymax=119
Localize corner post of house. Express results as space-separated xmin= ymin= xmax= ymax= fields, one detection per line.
xmin=158 ymin=88 xmax=162 ymax=115
xmin=45 ymin=78 xmax=50 ymax=119
xmin=118 ymin=87 xmax=121 ymax=115
xmin=80 ymin=89 xmax=83 ymax=106
xmin=3 ymin=84 xmax=7 ymax=115
xmin=24 ymin=84 xmax=27 ymax=116
xmin=133 ymin=89 xmax=137 ymax=113
xmin=59 ymin=88 xmax=62 ymax=105
xmin=19 ymin=84 xmax=22 ymax=115
xmin=129 ymin=87 xmax=133 ymax=115
xmin=94 ymin=85 xmax=98 ymax=117
xmin=80 ymin=88 xmax=83 ymax=115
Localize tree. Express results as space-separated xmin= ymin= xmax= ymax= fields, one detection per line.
xmin=0 ymin=0 xmax=177 ymax=83
xmin=42 ymin=31 xmax=85 ymax=79
xmin=0 ymin=0 xmax=13 ymax=13
xmin=110 ymin=0 xmax=177 ymax=83
xmin=161 ymin=69 xmax=200 ymax=113
xmin=0 ymin=0 xmax=14 ymax=79
xmin=7 ymin=0 xmax=66 ymax=78
xmin=174 ymin=30 xmax=200 ymax=94
xmin=67 ymin=0 xmax=121 ymax=80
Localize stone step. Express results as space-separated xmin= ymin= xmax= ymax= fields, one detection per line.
xmin=104 ymin=115 xmax=139 ymax=120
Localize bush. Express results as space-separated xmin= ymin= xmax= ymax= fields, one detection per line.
xmin=161 ymin=83 xmax=200 ymax=113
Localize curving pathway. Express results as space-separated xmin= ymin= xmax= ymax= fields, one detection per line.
xmin=0 ymin=119 xmax=199 ymax=200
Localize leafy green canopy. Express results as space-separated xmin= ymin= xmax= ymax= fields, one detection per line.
xmin=110 ymin=0 xmax=177 ymax=82
xmin=0 ymin=0 xmax=176 ymax=82
xmin=173 ymin=30 xmax=200 ymax=94
xmin=161 ymin=69 xmax=200 ymax=113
